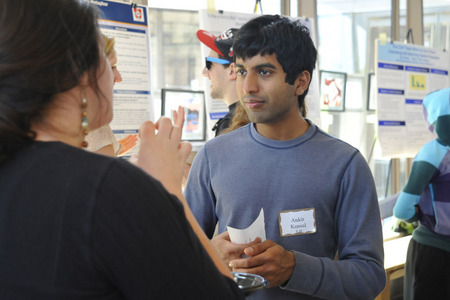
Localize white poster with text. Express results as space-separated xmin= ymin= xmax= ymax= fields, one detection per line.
xmin=375 ymin=41 xmax=448 ymax=157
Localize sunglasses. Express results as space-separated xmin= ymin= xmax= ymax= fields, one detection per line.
xmin=205 ymin=57 xmax=231 ymax=70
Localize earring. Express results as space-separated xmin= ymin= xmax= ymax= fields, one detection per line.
xmin=81 ymin=97 xmax=89 ymax=148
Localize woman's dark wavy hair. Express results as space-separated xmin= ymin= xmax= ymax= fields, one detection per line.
xmin=0 ymin=0 xmax=101 ymax=162
xmin=233 ymin=15 xmax=317 ymax=116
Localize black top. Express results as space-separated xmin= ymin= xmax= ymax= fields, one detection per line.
xmin=212 ymin=102 xmax=238 ymax=137
xmin=0 ymin=141 xmax=244 ymax=300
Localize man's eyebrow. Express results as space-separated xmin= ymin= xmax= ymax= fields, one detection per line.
xmin=254 ymin=63 xmax=277 ymax=69
xmin=235 ymin=63 xmax=277 ymax=69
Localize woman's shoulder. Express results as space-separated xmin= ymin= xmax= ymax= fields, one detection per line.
xmin=28 ymin=141 xmax=157 ymax=192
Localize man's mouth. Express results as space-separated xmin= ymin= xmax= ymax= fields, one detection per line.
xmin=244 ymin=98 xmax=265 ymax=109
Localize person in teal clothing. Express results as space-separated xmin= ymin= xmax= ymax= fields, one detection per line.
xmin=393 ymin=87 xmax=450 ymax=300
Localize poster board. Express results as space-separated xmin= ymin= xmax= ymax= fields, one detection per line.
xmin=198 ymin=10 xmax=320 ymax=139
xmin=367 ymin=72 xmax=376 ymax=111
xmin=375 ymin=40 xmax=449 ymax=157
xmin=85 ymin=0 xmax=152 ymax=157
xmin=319 ymin=70 xmax=346 ymax=112
xmin=161 ymin=89 xmax=206 ymax=142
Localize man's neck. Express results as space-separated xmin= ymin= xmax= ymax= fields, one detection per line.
xmin=254 ymin=114 xmax=309 ymax=141
xmin=223 ymin=97 xmax=239 ymax=107
xmin=223 ymin=86 xmax=239 ymax=107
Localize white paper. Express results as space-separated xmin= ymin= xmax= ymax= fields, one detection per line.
xmin=227 ymin=208 xmax=266 ymax=244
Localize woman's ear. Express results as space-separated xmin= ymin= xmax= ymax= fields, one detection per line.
xmin=229 ymin=62 xmax=237 ymax=80
xmin=79 ymin=72 xmax=90 ymax=86
xmin=294 ymin=70 xmax=311 ymax=96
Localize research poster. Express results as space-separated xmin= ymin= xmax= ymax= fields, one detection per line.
xmin=85 ymin=0 xmax=153 ymax=156
xmin=375 ymin=41 xmax=448 ymax=157
xmin=199 ymin=10 xmax=320 ymax=139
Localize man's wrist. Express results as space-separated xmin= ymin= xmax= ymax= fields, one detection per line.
xmin=280 ymin=250 xmax=295 ymax=287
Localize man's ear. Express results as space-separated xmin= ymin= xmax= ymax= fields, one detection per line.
xmin=294 ymin=70 xmax=311 ymax=96
xmin=229 ymin=62 xmax=237 ymax=80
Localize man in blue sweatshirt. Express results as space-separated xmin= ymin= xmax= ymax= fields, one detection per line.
xmin=185 ymin=15 xmax=385 ymax=299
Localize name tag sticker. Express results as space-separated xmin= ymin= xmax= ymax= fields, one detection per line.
xmin=279 ymin=208 xmax=316 ymax=237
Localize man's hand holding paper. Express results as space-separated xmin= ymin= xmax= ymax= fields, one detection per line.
xmin=211 ymin=208 xmax=266 ymax=268
xmin=216 ymin=208 xmax=295 ymax=287
xmin=228 ymin=240 xmax=295 ymax=288
xmin=211 ymin=232 xmax=261 ymax=268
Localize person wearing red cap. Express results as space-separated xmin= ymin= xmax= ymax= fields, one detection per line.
xmin=197 ymin=28 xmax=240 ymax=136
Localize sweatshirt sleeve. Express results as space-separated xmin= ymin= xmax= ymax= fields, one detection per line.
xmin=184 ymin=145 xmax=218 ymax=238
xmin=393 ymin=141 xmax=443 ymax=221
xmin=281 ymin=152 xmax=386 ymax=299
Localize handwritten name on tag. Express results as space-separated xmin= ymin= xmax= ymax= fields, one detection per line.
xmin=279 ymin=208 xmax=316 ymax=237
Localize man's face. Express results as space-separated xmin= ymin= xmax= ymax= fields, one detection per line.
xmin=235 ymin=53 xmax=299 ymax=125
xmin=203 ymin=50 xmax=229 ymax=100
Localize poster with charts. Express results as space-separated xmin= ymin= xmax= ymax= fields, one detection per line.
xmin=199 ymin=10 xmax=320 ymax=140
xmin=84 ymin=0 xmax=152 ymax=157
xmin=375 ymin=40 xmax=449 ymax=158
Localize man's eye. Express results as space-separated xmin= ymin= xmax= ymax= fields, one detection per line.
xmin=236 ymin=69 xmax=246 ymax=76
xmin=259 ymin=69 xmax=271 ymax=76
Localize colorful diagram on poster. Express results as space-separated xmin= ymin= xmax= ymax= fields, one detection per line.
xmin=320 ymin=70 xmax=347 ymax=111
xmin=161 ymin=89 xmax=206 ymax=141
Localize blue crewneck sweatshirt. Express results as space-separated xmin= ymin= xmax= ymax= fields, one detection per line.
xmin=185 ymin=121 xmax=385 ymax=300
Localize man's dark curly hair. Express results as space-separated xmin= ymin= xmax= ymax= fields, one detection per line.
xmin=233 ymin=15 xmax=317 ymax=115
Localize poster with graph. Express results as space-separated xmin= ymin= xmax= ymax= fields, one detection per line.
xmin=375 ymin=40 xmax=449 ymax=157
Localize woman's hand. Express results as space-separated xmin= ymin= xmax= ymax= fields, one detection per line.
xmin=136 ymin=106 xmax=191 ymax=196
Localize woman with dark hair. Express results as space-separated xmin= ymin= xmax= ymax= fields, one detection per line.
xmin=0 ymin=0 xmax=243 ymax=299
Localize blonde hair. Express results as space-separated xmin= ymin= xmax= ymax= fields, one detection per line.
xmin=219 ymin=102 xmax=250 ymax=135
xmin=103 ymin=35 xmax=116 ymax=58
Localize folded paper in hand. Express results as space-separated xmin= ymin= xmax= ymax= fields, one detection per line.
xmin=227 ymin=208 xmax=266 ymax=244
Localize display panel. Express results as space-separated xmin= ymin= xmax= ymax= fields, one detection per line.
xmin=319 ymin=70 xmax=347 ymax=112
xmin=367 ymin=72 xmax=376 ymax=111
xmin=161 ymin=89 xmax=206 ymax=141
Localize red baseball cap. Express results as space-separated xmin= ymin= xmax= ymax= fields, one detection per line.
xmin=196 ymin=28 xmax=237 ymax=63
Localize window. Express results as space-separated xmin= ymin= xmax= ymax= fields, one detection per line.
xmin=317 ymin=0 xmax=408 ymax=200
xmin=423 ymin=5 xmax=450 ymax=50
xmin=148 ymin=9 xmax=203 ymax=120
